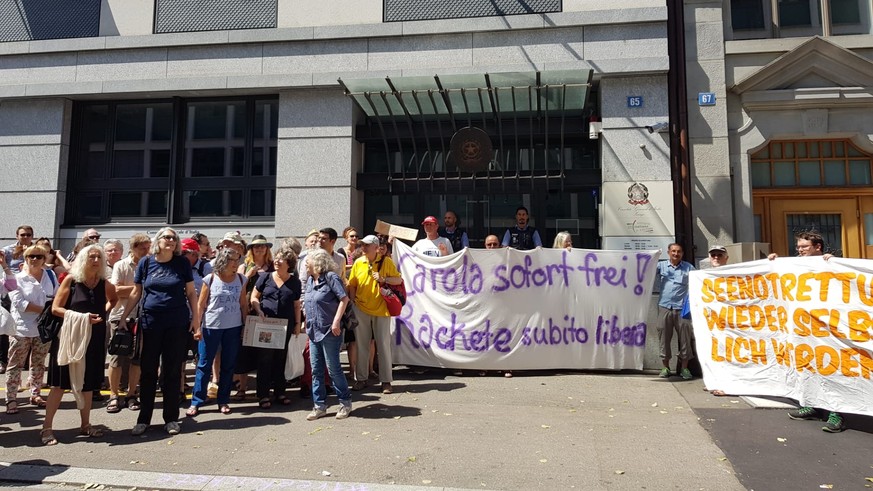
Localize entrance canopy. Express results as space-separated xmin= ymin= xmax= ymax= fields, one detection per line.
xmin=339 ymin=70 xmax=593 ymax=120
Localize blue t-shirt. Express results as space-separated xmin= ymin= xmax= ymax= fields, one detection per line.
xmin=134 ymin=254 xmax=193 ymax=329
xmin=656 ymin=260 xmax=694 ymax=309
xmin=255 ymin=272 xmax=301 ymax=322
xmin=304 ymin=271 xmax=348 ymax=343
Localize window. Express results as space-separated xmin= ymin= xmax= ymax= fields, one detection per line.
xmin=732 ymin=0 xmax=766 ymax=29
xmin=750 ymin=140 xmax=873 ymax=188
xmin=67 ymin=97 xmax=278 ymax=225
xmin=730 ymin=0 xmax=868 ymax=39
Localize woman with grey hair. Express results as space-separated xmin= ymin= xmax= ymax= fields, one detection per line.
xmin=118 ymin=227 xmax=199 ymax=436
xmin=552 ymin=231 xmax=572 ymax=250
xmin=42 ymin=245 xmax=118 ymax=445
xmin=303 ymin=248 xmax=352 ymax=420
xmin=250 ymin=246 xmax=301 ymax=409
xmin=188 ymin=248 xmax=247 ymax=416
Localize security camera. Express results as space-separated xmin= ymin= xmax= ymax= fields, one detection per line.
xmin=645 ymin=122 xmax=669 ymax=134
xmin=589 ymin=121 xmax=602 ymax=140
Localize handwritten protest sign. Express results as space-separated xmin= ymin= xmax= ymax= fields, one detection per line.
xmin=690 ymin=258 xmax=873 ymax=417
xmin=390 ymin=241 xmax=660 ymax=370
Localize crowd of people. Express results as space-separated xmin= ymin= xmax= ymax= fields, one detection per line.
xmin=0 ymin=205 xmax=563 ymax=445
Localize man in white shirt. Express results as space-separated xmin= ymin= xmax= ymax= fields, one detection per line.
xmin=413 ymin=216 xmax=453 ymax=257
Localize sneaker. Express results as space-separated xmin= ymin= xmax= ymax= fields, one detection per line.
xmin=131 ymin=423 xmax=148 ymax=436
xmin=306 ymin=408 xmax=327 ymax=421
xmin=680 ymin=368 xmax=692 ymax=380
xmin=165 ymin=421 xmax=181 ymax=435
xmin=787 ymin=406 xmax=818 ymax=420
xmin=336 ymin=405 xmax=352 ymax=420
xmin=206 ymin=382 xmax=218 ymax=399
xmin=381 ymin=383 xmax=393 ymax=394
xmin=658 ymin=367 xmax=670 ymax=378
xmin=822 ymin=412 xmax=844 ymax=433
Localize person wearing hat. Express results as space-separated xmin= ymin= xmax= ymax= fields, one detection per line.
xmin=412 ymin=216 xmax=453 ymax=257
xmin=708 ymin=245 xmax=729 ymax=268
xmin=347 ymin=234 xmax=403 ymax=394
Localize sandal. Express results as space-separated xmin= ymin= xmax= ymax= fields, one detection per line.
xmin=106 ymin=397 xmax=123 ymax=414
xmin=125 ymin=396 xmax=141 ymax=411
xmin=40 ymin=428 xmax=58 ymax=446
xmin=186 ymin=405 xmax=200 ymax=417
xmin=259 ymin=398 xmax=272 ymax=409
xmin=220 ymin=404 xmax=232 ymax=415
xmin=30 ymin=395 xmax=47 ymax=408
xmin=6 ymin=400 xmax=18 ymax=415
xmin=79 ymin=425 xmax=104 ymax=438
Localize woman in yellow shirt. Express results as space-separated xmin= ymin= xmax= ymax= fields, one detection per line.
xmin=347 ymin=235 xmax=402 ymax=394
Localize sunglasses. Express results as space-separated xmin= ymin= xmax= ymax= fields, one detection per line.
xmin=88 ymin=235 xmax=101 ymax=240
xmin=26 ymin=255 xmax=45 ymax=260
xmin=160 ymin=235 xmax=178 ymax=241
xmin=18 ymin=233 xmax=33 ymax=237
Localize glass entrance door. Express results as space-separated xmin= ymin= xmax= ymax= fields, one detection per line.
xmin=769 ymin=198 xmax=860 ymax=257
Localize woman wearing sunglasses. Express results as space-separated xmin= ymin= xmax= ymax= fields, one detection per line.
xmin=118 ymin=227 xmax=200 ymax=436
xmin=5 ymin=245 xmax=57 ymax=417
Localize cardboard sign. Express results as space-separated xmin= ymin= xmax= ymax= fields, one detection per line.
xmin=242 ymin=315 xmax=288 ymax=349
xmin=375 ymin=220 xmax=419 ymax=242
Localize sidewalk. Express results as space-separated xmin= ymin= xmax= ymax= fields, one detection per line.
xmin=0 ymin=368 xmax=745 ymax=490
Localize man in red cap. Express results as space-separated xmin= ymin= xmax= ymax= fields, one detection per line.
xmin=413 ymin=216 xmax=453 ymax=257
xmin=181 ymin=238 xmax=212 ymax=296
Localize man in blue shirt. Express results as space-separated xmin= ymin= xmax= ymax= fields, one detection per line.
xmin=501 ymin=206 xmax=542 ymax=250
xmin=656 ymin=243 xmax=695 ymax=380
xmin=439 ymin=211 xmax=469 ymax=251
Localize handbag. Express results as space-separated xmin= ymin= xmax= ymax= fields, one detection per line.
xmin=340 ymin=304 xmax=358 ymax=331
xmin=375 ymin=257 xmax=406 ymax=316
xmin=36 ymin=281 xmax=75 ymax=343
xmin=0 ymin=303 xmax=15 ymax=336
xmin=107 ymin=327 xmax=134 ymax=356
xmin=284 ymin=333 xmax=308 ymax=381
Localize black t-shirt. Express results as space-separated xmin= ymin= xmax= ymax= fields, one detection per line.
xmin=255 ymin=272 xmax=302 ymax=321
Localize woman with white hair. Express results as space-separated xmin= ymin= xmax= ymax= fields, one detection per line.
xmin=303 ymin=248 xmax=352 ymax=420
xmin=118 ymin=227 xmax=200 ymax=436
xmin=552 ymin=231 xmax=572 ymax=250
xmin=41 ymin=245 xmax=118 ymax=445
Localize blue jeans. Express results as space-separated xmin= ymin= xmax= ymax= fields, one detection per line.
xmin=309 ymin=333 xmax=351 ymax=410
xmin=192 ymin=326 xmax=242 ymax=407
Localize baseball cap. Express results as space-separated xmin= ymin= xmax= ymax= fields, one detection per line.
xmin=708 ymin=245 xmax=727 ymax=254
xmin=421 ymin=216 xmax=438 ymax=225
xmin=360 ymin=235 xmax=380 ymax=245
xmin=181 ymin=238 xmax=200 ymax=254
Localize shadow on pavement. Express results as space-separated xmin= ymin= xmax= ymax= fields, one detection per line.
xmin=350 ymin=403 xmax=422 ymax=419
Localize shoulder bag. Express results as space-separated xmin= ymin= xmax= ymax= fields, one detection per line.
xmin=375 ymin=257 xmax=405 ymax=316
xmin=36 ymin=281 xmax=76 ymax=343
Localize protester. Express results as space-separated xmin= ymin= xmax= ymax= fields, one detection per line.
xmin=103 ymin=239 xmax=124 ymax=270
xmin=42 ymin=245 xmax=118 ymax=445
xmin=348 ymin=235 xmax=402 ymax=394
xmin=413 ymin=216 xmax=453 ymax=257
xmin=339 ymin=226 xmax=359 ymax=275
xmin=189 ymin=248 xmax=247 ymax=416
xmin=303 ymin=248 xmax=352 ymax=420
xmin=192 ymin=232 xmax=213 ymax=261
xmin=708 ymin=245 xmax=729 ymax=267
xmin=303 ymin=229 xmax=320 ymax=252
xmin=35 ymin=238 xmax=71 ymax=276
xmin=438 ymin=210 xmax=469 ymax=251
xmin=484 ymin=235 xmax=501 ymax=250
xmin=250 ymin=246 xmax=301 ymax=408
xmin=66 ymin=229 xmax=101 ymax=263
xmin=6 ymin=245 xmax=57 ymax=415
xmin=553 ymin=231 xmax=572 ymax=250
xmin=1 ymin=225 xmax=34 ymax=374
xmin=233 ymin=233 xmax=269 ymax=400
xmin=502 ymin=206 xmax=542 ymax=250
xmin=769 ymin=231 xmax=843 ymax=432
xmin=656 ymin=243 xmax=695 ymax=380
xmin=106 ymin=233 xmax=151 ymax=414
xmin=182 ymin=237 xmax=215 ymax=397
xmin=241 ymin=235 xmax=274 ymax=292
xmin=120 ymin=227 xmax=199 ymax=436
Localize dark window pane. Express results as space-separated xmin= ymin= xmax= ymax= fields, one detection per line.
xmin=231 ymin=147 xmax=245 ymax=177
xmin=824 ymin=160 xmax=846 ymax=185
xmin=152 ymin=104 xmax=173 ymax=141
xmin=253 ymin=146 xmax=277 ymax=177
xmin=185 ymin=190 xmax=243 ymax=217
xmin=74 ymin=193 xmax=103 ymax=221
xmin=115 ymin=105 xmax=147 ymax=142
xmin=780 ymin=0 xmax=811 ymax=27
xmin=751 ymin=162 xmax=771 ymax=187
xmin=147 ymin=191 xmax=169 ymax=215
xmin=190 ymin=148 xmax=226 ymax=177
xmin=152 ymin=150 xmax=171 ymax=177
xmin=81 ymin=152 xmax=105 ymax=179
xmin=731 ymin=0 xmax=765 ymax=30
xmin=255 ymin=100 xmax=278 ymax=139
xmin=82 ymin=105 xmax=108 ymax=144
xmin=831 ymin=0 xmax=861 ymax=24
xmin=110 ymin=192 xmax=143 ymax=216
xmin=269 ymin=147 xmax=277 ymax=175
xmin=250 ymin=189 xmax=275 ymax=217
xmin=112 ymin=150 xmax=144 ymax=178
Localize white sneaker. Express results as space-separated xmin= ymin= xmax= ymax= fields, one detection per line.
xmin=306 ymin=408 xmax=327 ymax=421
xmin=131 ymin=423 xmax=148 ymax=436
xmin=336 ymin=405 xmax=352 ymax=420
xmin=165 ymin=421 xmax=181 ymax=435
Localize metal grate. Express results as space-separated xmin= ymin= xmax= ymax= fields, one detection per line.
xmin=155 ymin=0 xmax=277 ymax=34
xmin=0 ymin=0 xmax=100 ymax=43
xmin=384 ymin=0 xmax=561 ymax=22
xmin=786 ymin=214 xmax=842 ymax=257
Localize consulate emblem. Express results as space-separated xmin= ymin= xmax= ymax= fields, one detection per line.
xmin=450 ymin=127 xmax=492 ymax=172
xmin=627 ymin=182 xmax=650 ymax=205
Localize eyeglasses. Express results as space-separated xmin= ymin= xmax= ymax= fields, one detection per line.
xmin=26 ymin=255 xmax=45 ymax=260
xmin=160 ymin=235 xmax=178 ymax=242
xmin=709 ymin=252 xmax=725 ymax=257
xmin=88 ymin=235 xmax=101 ymax=240
xmin=18 ymin=233 xmax=33 ymax=238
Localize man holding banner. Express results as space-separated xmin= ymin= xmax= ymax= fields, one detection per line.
xmin=656 ymin=243 xmax=695 ymax=380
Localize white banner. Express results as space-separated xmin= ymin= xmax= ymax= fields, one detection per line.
xmin=390 ymin=241 xmax=661 ymax=370
xmin=690 ymin=258 xmax=873 ymax=417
